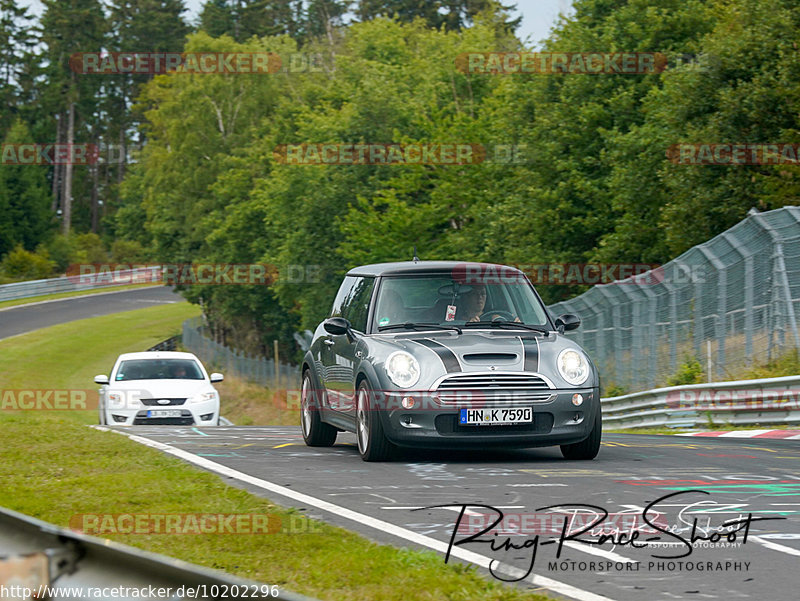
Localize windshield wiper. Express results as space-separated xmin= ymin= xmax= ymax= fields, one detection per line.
xmin=378 ymin=322 xmax=462 ymax=334
xmin=462 ymin=321 xmax=550 ymax=335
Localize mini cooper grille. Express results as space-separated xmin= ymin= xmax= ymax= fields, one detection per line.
xmin=433 ymin=373 xmax=553 ymax=406
xmin=436 ymin=373 xmax=550 ymax=389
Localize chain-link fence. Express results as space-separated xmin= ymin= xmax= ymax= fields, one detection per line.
xmin=182 ymin=317 xmax=299 ymax=390
xmin=547 ymin=206 xmax=800 ymax=393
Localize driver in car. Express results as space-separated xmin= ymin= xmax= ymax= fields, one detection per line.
xmin=458 ymin=284 xmax=487 ymax=322
xmin=458 ymin=284 xmax=521 ymax=322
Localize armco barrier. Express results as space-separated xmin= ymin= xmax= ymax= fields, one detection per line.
xmin=602 ymin=375 xmax=800 ymax=429
xmin=0 ymin=267 xmax=161 ymax=303
xmin=0 ymin=505 xmax=317 ymax=601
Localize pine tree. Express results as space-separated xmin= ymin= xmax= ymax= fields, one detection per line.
xmin=0 ymin=121 xmax=53 ymax=257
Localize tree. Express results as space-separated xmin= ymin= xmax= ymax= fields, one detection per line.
xmin=0 ymin=121 xmax=53 ymax=257
xmin=0 ymin=0 xmax=36 ymax=137
xmin=39 ymin=0 xmax=107 ymax=235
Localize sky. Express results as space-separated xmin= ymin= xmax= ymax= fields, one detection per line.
xmin=24 ymin=1 xmax=574 ymax=49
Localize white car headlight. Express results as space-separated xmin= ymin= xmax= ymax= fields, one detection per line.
xmin=385 ymin=351 xmax=420 ymax=388
xmin=190 ymin=391 xmax=218 ymax=404
xmin=107 ymin=392 xmax=124 ymax=409
xmin=557 ymin=349 xmax=590 ymax=386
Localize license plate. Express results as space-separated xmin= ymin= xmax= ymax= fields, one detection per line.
xmin=459 ymin=407 xmax=532 ymax=425
xmin=147 ymin=409 xmax=183 ymax=418
xmin=0 ymin=553 xmax=49 ymax=595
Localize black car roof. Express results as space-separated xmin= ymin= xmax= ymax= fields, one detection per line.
xmin=345 ymin=261 xmax=525 ymax=277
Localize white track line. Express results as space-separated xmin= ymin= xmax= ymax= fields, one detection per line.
xmin=750 ymin=536 xmax=800 ymax=557
xmin=94 ymin=426 xmax=617 ymax=601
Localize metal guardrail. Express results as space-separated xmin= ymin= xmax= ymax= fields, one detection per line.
xmin=0 ymin=505 xmax=317 ymax=601
xmin=182 ymin=318 xmax=299 ymax=390
xmin=602 ymin=375 xmax=800 ymax=429
xmin=0 ymin=267 xmax=162 ymax=303
xmin=147 ymin=336 xmax=180 ymax=352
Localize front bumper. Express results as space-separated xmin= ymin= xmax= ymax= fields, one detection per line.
xmin=104 ymin=399 xmax=219 ymax=426
xmin=377 ymin=388 xmax=599 ymax=448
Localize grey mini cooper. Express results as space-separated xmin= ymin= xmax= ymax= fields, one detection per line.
xmin=300 ymin=261 xmax=601 ymax=461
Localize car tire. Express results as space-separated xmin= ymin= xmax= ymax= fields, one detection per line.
xmin=300 ymin=371 xmax=337 ymax=447
xmin=560 ymin=409 xmax=602 ymax=460
xmin=356 ymin=380 xmax=395 ymax=462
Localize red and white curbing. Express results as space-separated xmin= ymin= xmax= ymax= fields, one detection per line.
xmin=677 ymin=429 xmax=800 ymax=440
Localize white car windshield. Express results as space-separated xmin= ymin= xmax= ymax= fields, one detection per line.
xmin=372 ymin=275 xmax=550 ymax=329
xmin=115 ymin=359 xmax=205 ymax=381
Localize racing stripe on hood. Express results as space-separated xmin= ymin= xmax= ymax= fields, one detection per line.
xmin=520 ymin=336 xmax=539 ymax=372
xmin=413 ymin=339 xmax=462 ymax=372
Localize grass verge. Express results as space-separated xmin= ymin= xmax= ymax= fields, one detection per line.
xmin=0 ymin=283 xmax=162 ymax=310
xmin=0 ymin=304 xmax=553 ymax=601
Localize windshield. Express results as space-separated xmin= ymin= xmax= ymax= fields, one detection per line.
xmin=115 ymin=359 xmax=205 ymax=381
xmin=371 ymin=274 xmax=550 ymax=331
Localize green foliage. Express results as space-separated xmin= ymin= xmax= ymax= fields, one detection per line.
xmin=0 ymin=246 xmax=56 ymax=282
xmin=666 ymin=356 xmax=705 ymax=386
xmin=0 ymin=120 xmax=53 ymax=257
xmin=119 ymin=2 xmax=800 ymax=353
xmin=603 ymin=383 xmax=628 ymax=398
xmin=110 ymin=239 xmax=149 ymax=263
xmin=742 ymin=349 xmax=800 ymax=380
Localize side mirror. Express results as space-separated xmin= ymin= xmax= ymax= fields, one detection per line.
xmin=210 ymin=372 xmax=224 ymax=383
xmin=94 ymin=375 xmax=109 ymax=385
xmin=323 ymin=317 xmax=351 ymax=336
xmin=554 ymin=314 xmax=581 ymax=333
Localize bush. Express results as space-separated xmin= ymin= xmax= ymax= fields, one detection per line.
xmin=603 ymin=383 xmax=628 ymax=397
xmin=743 ymin=349 xmax=800 ymax=379
xmin=72 ymin=233 xmax=109 ymax=264
xmin=110 ymin=239 xmax=149 ymax=263
xmin=666 ymin=357 xmax=705 ymax=386
xmin=38 ymin=235 xmax=78 ymax=273
xmin=0 ymin=246 xmax=56 ymax=282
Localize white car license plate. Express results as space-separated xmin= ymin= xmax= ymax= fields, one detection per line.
xmin=147 ymin=409 xmax=183 ymax=418
xmin=459 ymin=407 xmax=532 ymax=425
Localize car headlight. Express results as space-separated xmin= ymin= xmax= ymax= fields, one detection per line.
xmin=191 ymin=392 xmax=218 ymax=404
xmin=385 ymin=351 xmax=420 ymax=388
xmin=107 ymin=392 xmax=123 ymax=409
xmin=557 ymin=349 xmax=590 ymax=386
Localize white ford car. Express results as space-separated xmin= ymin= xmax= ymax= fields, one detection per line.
xmin=94 ymin=351 xmax=223 ymax=426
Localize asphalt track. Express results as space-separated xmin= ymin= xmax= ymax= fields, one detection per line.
xmin=0 ymin=286 xmax=183 ymax=341
xmin=104 ymin=425 xmax=800 ymax=601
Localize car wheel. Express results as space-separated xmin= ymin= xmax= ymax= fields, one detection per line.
xmin=356 ymin=380 xmax=395 ymax=462
xmin=300 ymin=371 xmax=337 ymax=447
xmin=560 ymin=409 xmax=602 ymax=460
